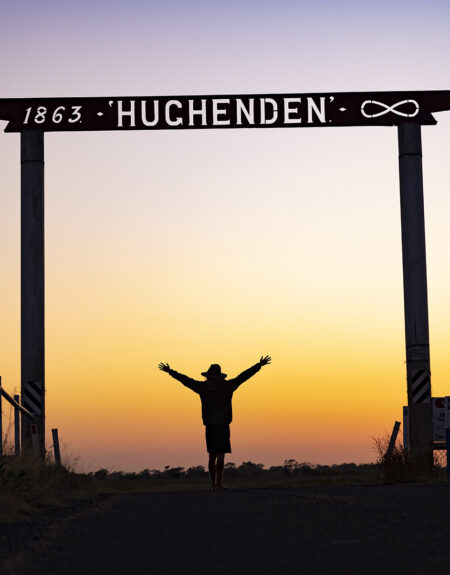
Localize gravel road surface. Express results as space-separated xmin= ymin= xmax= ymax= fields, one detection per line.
xmin=2 ymin=484 xmax=449 ymax=574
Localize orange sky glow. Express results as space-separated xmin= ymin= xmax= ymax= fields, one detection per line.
xmin=1 ymin=1 xmax=450 ymax=471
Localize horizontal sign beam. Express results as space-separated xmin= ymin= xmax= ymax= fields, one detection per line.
xmin=0 ymin=91 xmax=449 ymax=132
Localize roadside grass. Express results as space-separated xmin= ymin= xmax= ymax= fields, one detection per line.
xmin=0 ymin=454 xmax=381 ymax=523
xmin=1 ymin=443 xmax=447 ymax=523
xmin=92 ymin=472 xmax=381 ymax=494
xmin=0 ymin=450 xmax=93 ymax=523
xmin=373 ymin=434 xmax=447 ymax=483
xmin=89 ymin=460 xmax=381 ymax=495
xmin=91 ymin=440 xmax=448 ymax=494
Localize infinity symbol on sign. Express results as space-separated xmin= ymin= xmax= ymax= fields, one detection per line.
xmin=361 ymin=99 xmax=419 ymax=119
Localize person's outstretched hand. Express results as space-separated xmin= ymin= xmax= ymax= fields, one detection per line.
xmin=260 ymin=355 xmax=271 ymax=366
xmin=158 ymin=362 xmax=171 ymax=372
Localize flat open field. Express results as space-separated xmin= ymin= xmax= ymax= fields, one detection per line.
xmin=1 ymin=483 xmax=449 ymax=574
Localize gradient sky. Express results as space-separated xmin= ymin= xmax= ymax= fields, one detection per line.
xmin=1 ymin=0 xmax=450 ymax=471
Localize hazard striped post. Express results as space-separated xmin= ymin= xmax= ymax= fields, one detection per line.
xmin=22 ymin=381 xmax=44 ymax=455
xmin=398 ymin=122 xmax=433 ymax=466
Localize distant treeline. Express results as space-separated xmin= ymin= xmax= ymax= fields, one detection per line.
xmin=91 ymin=460 xmax=377 ymax=480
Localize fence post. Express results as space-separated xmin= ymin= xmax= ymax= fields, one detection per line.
xmin=386 ymin=421 xmax=401 ymax=459
xmin=0 ymin=385 xmax=35 ymax=456
xmin=52 ymin=429 xmax=61 ymax=466
xmin=14 ymin=395 xmax=20 ymax=455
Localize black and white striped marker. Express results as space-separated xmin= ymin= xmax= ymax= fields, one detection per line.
xmin=22 ymin=381 xmax=43 ymax=416
xmin=410 ymin=370 xmax=431 ymax=404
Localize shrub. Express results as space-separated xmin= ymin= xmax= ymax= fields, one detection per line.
xmin=238 ymin=461 xmax=265 ymax=476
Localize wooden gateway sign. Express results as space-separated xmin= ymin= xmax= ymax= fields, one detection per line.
xmin=0 ymin=90 xmax=450 ymax=132
xmin=1 ymin=89 xmax=449 ymax=464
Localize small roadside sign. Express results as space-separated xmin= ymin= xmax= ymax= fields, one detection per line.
xmin=403 ymin=398 xmax=447 ymax=447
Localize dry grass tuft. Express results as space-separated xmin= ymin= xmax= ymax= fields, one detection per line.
xmin=0 ymin=450 xmax=93 ymax=523
xmin=373 ymin=434 xmax=446 ymax=483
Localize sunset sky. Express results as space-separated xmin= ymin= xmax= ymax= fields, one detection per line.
xmin=1 ymin=0 xmax=450 ymax=472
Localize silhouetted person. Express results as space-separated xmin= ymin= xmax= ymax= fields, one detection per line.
xmin=158 ymin=356 xmax=271 ymax=490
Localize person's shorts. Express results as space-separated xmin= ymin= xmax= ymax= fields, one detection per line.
xmin=205 ymin=424 xmax=231 ymax=454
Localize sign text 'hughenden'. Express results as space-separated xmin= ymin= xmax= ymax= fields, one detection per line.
xmin=1 ymin=91 xmax=450 ymax=132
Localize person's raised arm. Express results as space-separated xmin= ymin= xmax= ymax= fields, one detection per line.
xmin=158 ymin=362 xmax=201 ymax=394
xmin=228 ymin=355 xmax=271 ymax=391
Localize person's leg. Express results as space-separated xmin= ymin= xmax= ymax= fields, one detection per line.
xmin=216 ymin=454 xmax=225 ymax=488
xmin=208 ymin=453 xmax=217 ymax=489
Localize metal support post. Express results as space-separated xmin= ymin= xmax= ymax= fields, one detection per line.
xmin=14 ymin=395 xmax=20 ymax=454
xmin=21 ymin=130 xmax=45 ymax=455
xmin=398 ymin=122 xmax=433 ymax=467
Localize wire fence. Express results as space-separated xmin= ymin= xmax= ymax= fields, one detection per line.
xmin=1 ymin=377 xmax=61 ymax=465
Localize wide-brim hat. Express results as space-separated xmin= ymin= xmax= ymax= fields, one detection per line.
xmin=201 ymin=364 xmax=227 ymax=379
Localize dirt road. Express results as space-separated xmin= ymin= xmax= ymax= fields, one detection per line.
xmin=2 ymin=484 xmax=449 ymax=574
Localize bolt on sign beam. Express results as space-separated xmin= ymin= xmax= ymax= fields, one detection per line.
xmin=21 ymin=130 xmax=45 ymax=454
xmin=398 ymin=122 xmax=433 ymax=466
